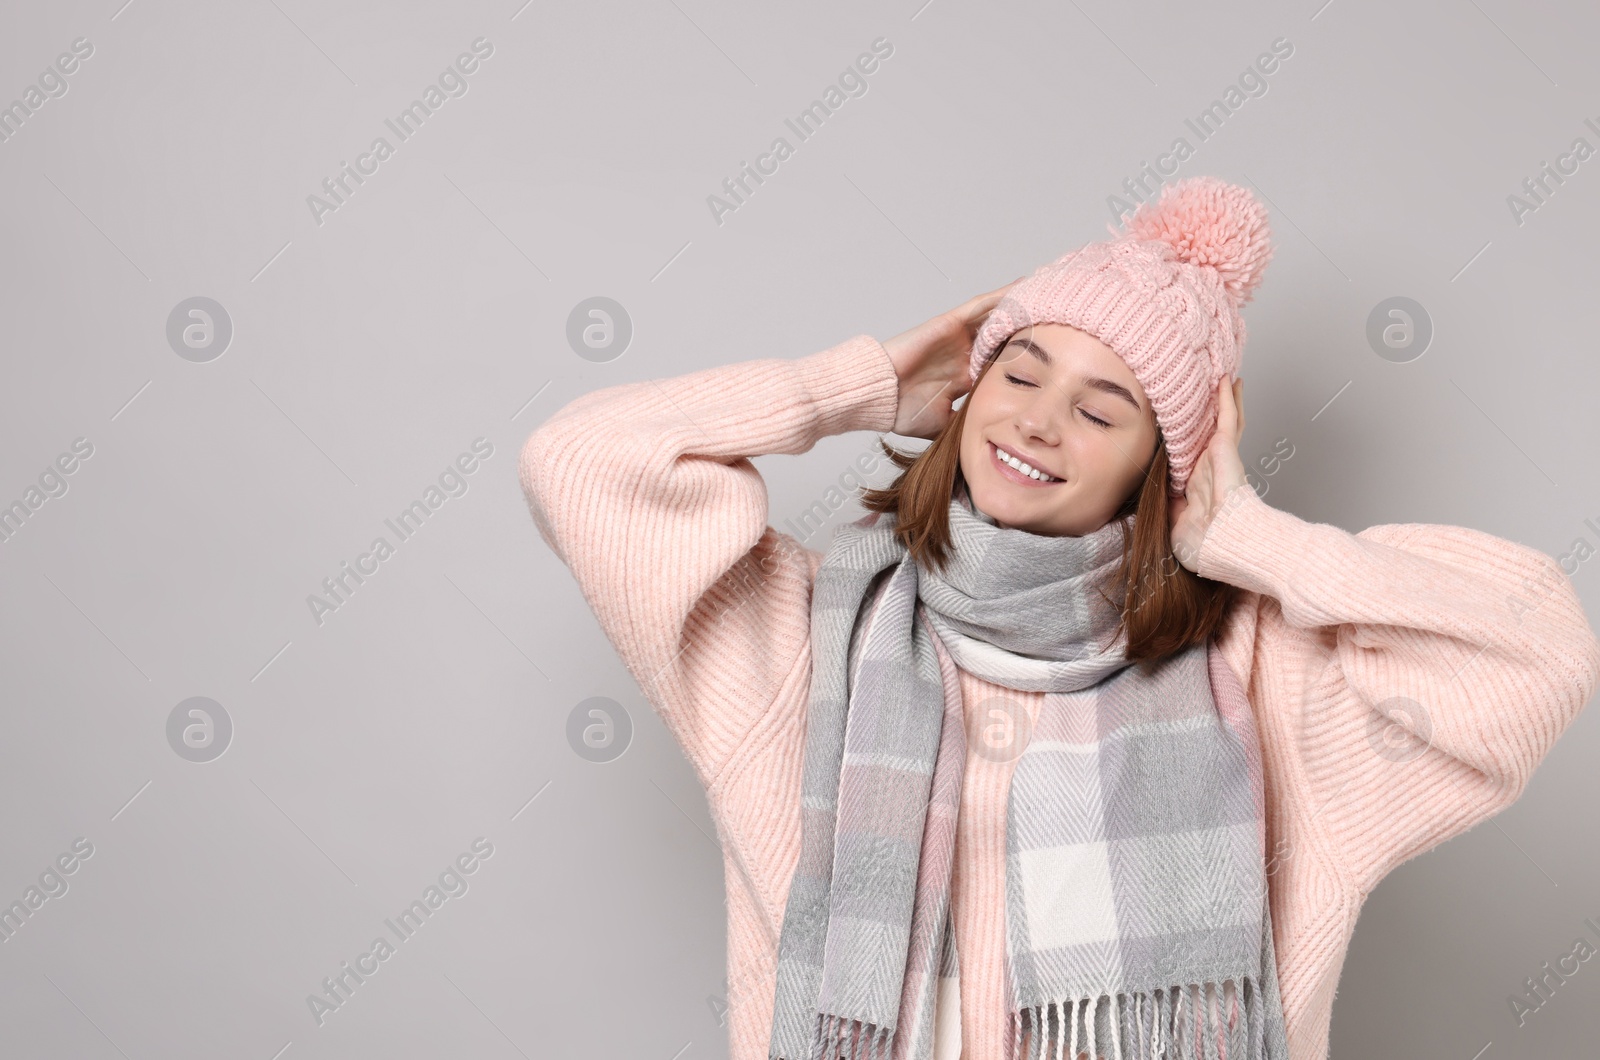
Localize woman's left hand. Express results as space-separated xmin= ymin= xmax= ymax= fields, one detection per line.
xmin=1169 ymin=375 xmax=1249 ymax=573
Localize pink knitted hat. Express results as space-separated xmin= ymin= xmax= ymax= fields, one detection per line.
xmin=968 ymin=176 xmax=1274 ymax=497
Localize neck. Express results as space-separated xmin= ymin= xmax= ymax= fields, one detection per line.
xmin=956 ymin=479 xmax=1000 ymax=527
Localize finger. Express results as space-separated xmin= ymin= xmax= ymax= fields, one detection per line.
xmin=969 ymin=277 xmax=1025 ymax=313
xmin=971 ymin=280 xmax=1017 ymax=307
xmin=1218 ymin=375 xmax=1240 ymax=440
xmin=964 ymin=287 xmax=1014 ymax=321
xmin=1235 ymin=377 xmax=1245 ymax=436
xmin=967 ymin=295 xmax=1004 ymax=322
xmin=952 ymin=297 xmax=995 ymax=331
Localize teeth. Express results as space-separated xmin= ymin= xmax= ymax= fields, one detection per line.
xmin=996 ymin=446 xmax=1059 ymax=482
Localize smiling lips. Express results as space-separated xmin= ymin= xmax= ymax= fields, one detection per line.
xmin=989 ymin=441 xmax=1063 ymax=486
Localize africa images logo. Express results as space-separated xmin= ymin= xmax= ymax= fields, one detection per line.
xmin=306 ymin=37 xmax=496 ymax=226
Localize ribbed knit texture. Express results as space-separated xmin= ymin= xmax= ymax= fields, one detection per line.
xmin=518 ymin=333 xmax=1600 ymax=1060
xmin=967 ymin=177 xmax=1276 ymax=498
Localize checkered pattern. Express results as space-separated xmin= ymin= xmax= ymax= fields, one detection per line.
xmin=768 ymin=492 xmax=1290 ymax=1060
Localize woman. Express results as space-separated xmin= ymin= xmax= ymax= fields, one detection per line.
xmin=518 ymin=177 xmax=1599 ymax=1060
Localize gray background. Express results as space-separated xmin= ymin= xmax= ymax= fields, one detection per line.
xmin=2 ymin=0 xmax=1597 ymax=1057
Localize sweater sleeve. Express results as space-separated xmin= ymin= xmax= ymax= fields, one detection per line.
xmin=1194 ymin=483 xmax=1600 ymax=889
xmin=517 ymin=334 xmax=900 ymax=789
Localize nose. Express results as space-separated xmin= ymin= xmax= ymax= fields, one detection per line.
xmin=1014 ymin=388 xmax=1062 ymax=445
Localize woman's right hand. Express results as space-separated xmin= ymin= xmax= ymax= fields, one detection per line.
xmin=880 ymin=278 xmax=1021 ymax=439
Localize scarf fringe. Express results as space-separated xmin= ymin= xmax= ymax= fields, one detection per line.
xmin=801 ymin=1013 xmax=891 ymax=1060
xmin=1010 ymin=976 xmax=1270 ymax=1060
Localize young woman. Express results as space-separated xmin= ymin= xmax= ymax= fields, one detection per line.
xmin=518 ymin=177 xmax=1599 ymax=1060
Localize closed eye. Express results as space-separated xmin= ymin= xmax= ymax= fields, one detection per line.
xmin=1004 ymin=373 xmax=1113 ymax=429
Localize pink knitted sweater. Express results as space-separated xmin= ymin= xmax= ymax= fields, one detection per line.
xmin=517 ymin=334 xmax=1600 ymax=1060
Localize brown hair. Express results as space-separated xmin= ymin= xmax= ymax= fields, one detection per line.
xmin=857 ymin=354 xmax=1233 ymax=664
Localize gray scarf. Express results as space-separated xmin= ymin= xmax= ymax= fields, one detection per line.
xmin=768 ymin=487 xmax=1289 ymax=1060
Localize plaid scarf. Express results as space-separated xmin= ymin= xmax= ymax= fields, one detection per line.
xmin=768 ymin=489 xmax=1290 ymax=1060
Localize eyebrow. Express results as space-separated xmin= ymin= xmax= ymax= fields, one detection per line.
xmin=1001 ymin=336 xmax=1144 ymax=413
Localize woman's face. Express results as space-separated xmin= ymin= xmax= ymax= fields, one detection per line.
xmin=958 ymin=323 xmax=1161 ymax=537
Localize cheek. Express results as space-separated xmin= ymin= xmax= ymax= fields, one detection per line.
xmin=966 ymin=389 xmax=1018 ymax=435
xmin=960 ymin=394 xmax=997 ymax=445
xmin=1072 ymin=433 xmax=1132 ymax=479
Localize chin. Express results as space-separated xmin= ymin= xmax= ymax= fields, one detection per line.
xmin=970 ymin=477 xmax=1102 ymax=538
xmin=971 ymin=480 xmax=1040 ymax=525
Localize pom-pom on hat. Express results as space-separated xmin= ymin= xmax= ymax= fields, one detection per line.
xmin=968 ymin=176 xmax=1274 ymax=497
